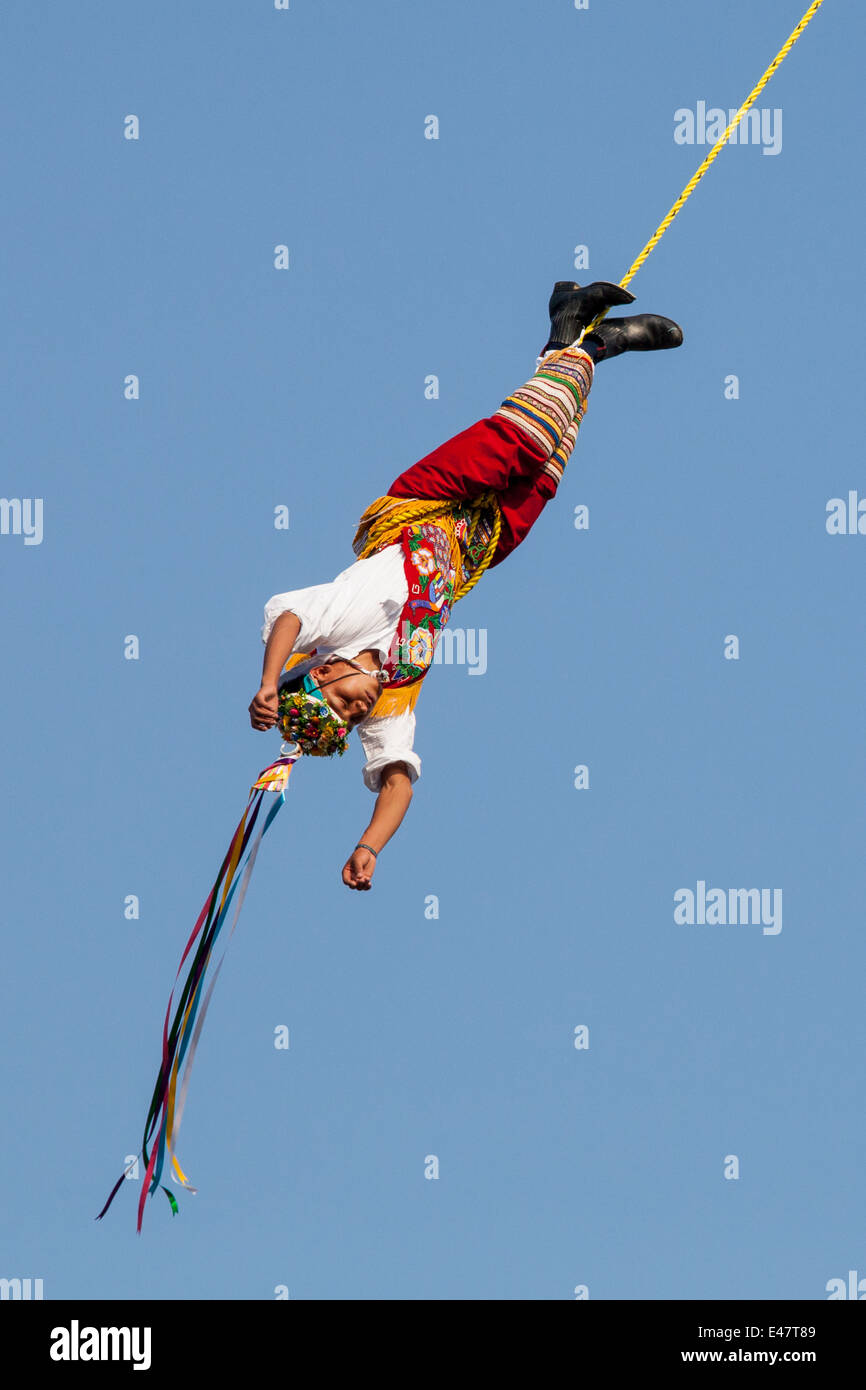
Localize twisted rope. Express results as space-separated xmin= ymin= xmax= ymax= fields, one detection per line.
xmin=578 ymin=0 xmax=828 ymax=340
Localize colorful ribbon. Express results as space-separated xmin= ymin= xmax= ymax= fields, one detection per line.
xmin=97 ymin=748 xmax=301 ymax=1231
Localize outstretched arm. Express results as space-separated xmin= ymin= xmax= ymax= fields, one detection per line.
xmin=343 ymin=762 xmax=413 ymax=891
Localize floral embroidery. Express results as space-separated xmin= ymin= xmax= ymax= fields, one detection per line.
xmin=410 ymin=546 xmax=436 ymax=577
xmin=382 ymin=520 xmax=458 ymax=687
xmin=408 ymin=628 xmax=434 ymax=666
xmin=375 ymin=501 xmax=497 ymax=693
xmin=420 ymin=521 xmax=454 ymax=575
xmin=455 ymin=501 xmax=497 ymax=580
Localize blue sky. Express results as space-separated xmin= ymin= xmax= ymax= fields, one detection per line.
xmin=2 ymin=0 xmax=863 ymax=1300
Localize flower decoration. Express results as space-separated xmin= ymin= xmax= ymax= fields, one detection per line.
xmin=408 ymin=627 xmax=434 ymax=667
xmin=277 ymin=687 xmax=350 ymax=757
xmin=410 ymin=547 xmax=437 ymax=577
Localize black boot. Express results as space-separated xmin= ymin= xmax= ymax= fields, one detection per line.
xmin=581 ymin=313 xmax=684 ymax=361
xmin=542 ymin=280 xmax=636 ymax=354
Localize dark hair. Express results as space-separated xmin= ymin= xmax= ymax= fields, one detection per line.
xmin=278 ymin=669 xmax=305 ymax=697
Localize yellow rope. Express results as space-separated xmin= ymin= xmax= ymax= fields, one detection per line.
xmin=353 ymin=3 xmax=827 ymax=625
xmin=579 ymin=0 xmax=828 ymax=340
xmin=453 ymin=490 xmax=502 ymax=600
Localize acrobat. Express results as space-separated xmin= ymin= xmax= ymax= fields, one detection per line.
xmin=249 ymin=282 xmax=683 ymax=890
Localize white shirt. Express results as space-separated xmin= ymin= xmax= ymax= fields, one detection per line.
xmin=262 ymin=543 xmax=421 ymax=793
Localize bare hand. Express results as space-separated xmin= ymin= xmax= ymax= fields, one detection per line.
xmin=249 ymin=683 xmax=279 ymax=730
xmin=342 ymin=847 xmax=377 ymax=891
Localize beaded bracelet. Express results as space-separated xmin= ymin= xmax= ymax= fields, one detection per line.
xmin=355 ymin=843 xmax=378 ymax=857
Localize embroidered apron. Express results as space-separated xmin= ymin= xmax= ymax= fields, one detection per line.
xmin=378 ymin=501 xmax=498 ymax=694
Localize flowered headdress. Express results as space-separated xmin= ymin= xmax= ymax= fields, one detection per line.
xmin=277 ymin=671 xmax=350 ymax=757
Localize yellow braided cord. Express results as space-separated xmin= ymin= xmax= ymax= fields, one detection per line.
xmin=353 ymin=495 xmax=457 ymax=557
xmin=578 ymin=0 xmax=827 ymax=341
xmin=354 ymin=490 xmax=503 ymax=603
xmin=453 ymin=490 xmax=503 ymax=601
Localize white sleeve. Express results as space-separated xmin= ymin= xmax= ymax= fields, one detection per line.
xmin=261 ymin=582 xmax=337 ymax=649
xmin=357 ymin=710 xmax=422 ymax=792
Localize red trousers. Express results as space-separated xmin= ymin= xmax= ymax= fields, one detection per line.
xmin=387 ymin=415 xmax=556 ymax=569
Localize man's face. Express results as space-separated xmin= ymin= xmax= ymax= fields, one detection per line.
xmin=310 ymin=662 xmax=381 ymax=730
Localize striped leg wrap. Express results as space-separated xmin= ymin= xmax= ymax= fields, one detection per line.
xmin=545 ymin=418 xmax=580 ymax=487
xmin=493 ymin=346 xmax=594 ymax=487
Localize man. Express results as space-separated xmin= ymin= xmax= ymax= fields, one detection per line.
xmin=249 ymin=282 xmax=682 ymax=890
